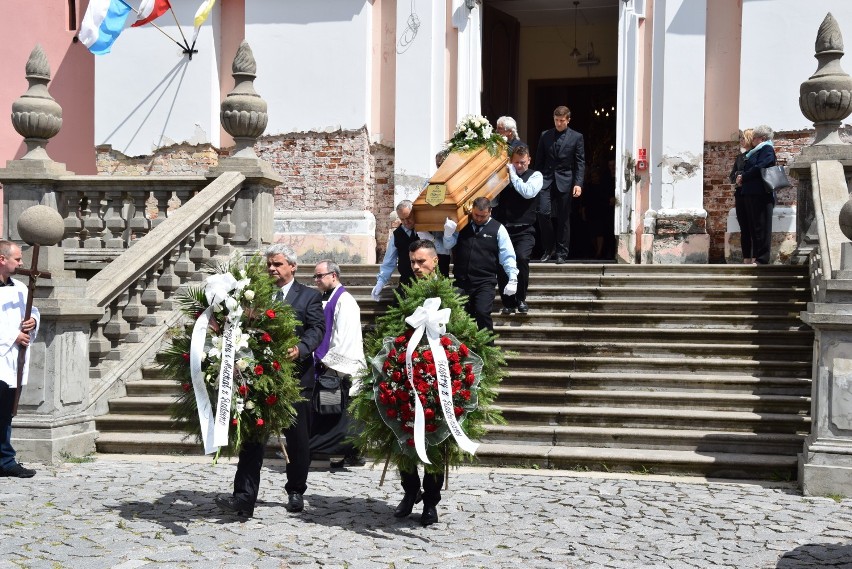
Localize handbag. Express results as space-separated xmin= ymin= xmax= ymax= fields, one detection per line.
xmin=313 ymin=374 xmax=344 ymax=415
xmin=760 ymin=165 xmax=791 ymax=192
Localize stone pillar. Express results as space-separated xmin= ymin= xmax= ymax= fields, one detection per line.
xmin=643 ymin=0 xmax=709 ymax=263
xmin=393 ymin=1 xmax=449 ymax=204
xmin=1 ymin=45 xmax=72 ymax=241
xmin=207 ymin=41 xmax=281 ymax=250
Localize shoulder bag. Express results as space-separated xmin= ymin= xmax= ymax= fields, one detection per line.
xmin=760 ymin=165 xmax=791 ymax=193
xmin=313 ymin=374 xmax=344 ymax=415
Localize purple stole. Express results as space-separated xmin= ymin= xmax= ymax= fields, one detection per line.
xmin=314 ymin=285 xmax=346 ymax=372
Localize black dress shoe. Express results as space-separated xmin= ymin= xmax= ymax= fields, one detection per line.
xmin=345 ymin=454 xmax=366 ymax=467
xmin=215 ymin=494 xmax=254 ymax=517
xmin=539 ymin=250 xmax=554 ymax=262
xmin=500 ymin=307 xmax=515 ymax=315
xmin=420 ymin=504 xmax=439 ymax=526
xmin=517 ymin=301 xmax=529 ymax=314
xmin=285 ymin=492 xmax=304 ymax=513
xmin=556 ymin=257 xmax=568 ymax=264
xmin=394 ymin=490 xmax=423 ymax=518
xmin=0 ymin=462 xmax=35 ymax=478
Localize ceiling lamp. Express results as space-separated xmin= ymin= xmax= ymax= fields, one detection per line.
xmin=570 ymin=2 xmax=581 ymax=59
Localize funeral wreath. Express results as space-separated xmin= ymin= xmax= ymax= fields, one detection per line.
xmin=445 ymin=114 xmax=508 ymax=157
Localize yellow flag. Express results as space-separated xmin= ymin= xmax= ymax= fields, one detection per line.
xmin=194 ymin=0 xmax=216 ymax=28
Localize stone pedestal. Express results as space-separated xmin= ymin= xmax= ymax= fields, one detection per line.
xmin=724 ymin=206 xmax=798 ymax=264
xmin=640 ymin=209 xmax=709 ymax=264
xmin=13 ymin=277 xmax=102 ymax=464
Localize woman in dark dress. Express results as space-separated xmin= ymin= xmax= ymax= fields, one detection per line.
xmin=737 ymin=125 xmax=777 ymax=265
xmin=729 ymin=128 xmax=754 ymax=263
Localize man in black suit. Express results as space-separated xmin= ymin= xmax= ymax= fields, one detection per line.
xmin=535 ymin=105 xmax=585 ymax=264
xmin=216 ymin=244 xmax=325 ymax=517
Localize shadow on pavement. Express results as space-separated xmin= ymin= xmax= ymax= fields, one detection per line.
xmin=112 ymin=490 xmax=248 ymax=535
xmin=776 ymin=543 xmax=852 ymax=567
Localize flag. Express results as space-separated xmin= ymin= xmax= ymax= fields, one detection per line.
xmin=132 ymin=0 xmax=172 ymax=27
xmin=79 ymin=0 xmax=132 ymax=55
xmin=191 ymin=0 xmax=217 ymax=46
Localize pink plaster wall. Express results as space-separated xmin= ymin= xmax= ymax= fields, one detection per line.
xmin=704 ymin=0 xmax=742 ymax=142
xmin=371 ymin=0 xmax=396 ymax=145
xmin=0 ymin=0 xmax=96 ymax=174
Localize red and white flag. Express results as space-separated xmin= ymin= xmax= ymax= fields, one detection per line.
xmin=132 ymin=0 xmax=171 ymax=27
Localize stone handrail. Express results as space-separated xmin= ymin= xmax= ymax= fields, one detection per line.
xmin=808 ymin=160 xmax=849 ymax=284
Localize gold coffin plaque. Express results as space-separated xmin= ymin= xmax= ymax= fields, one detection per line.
xmin=412 ymin=147 xmax=509 ymax=232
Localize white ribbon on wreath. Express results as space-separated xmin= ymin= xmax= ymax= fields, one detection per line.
xmin=189 ymin=272 xmax=245 ymax=454
xmin=404 ymin=297 xmax=479 ymax=463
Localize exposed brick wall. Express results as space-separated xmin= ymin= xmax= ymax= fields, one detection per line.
xmin=370 ymin=142 xmax=396 ymax=256
xmin=95 ymin=144 xmax=221 ymax=175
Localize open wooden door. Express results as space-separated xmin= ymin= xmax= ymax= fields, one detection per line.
xmin=481 ymin=4 xmax=520 ymax=123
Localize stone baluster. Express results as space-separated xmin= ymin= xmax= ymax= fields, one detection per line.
xmin=81 ymin=189 xmax=106 ymax=248
xmin=128 ymin=190 xmax=151 ymax=244
xmin=141 ymin=266 xmax=165 ymax=326
xmin=174 ymin=234 xmax=197 ymax=283
xmin=189 ymin=225 xmax=211 ymax=275
xmin=216 ymin=197 xmax=237 ymax=259
xmin=102 ymin=291 xmax=130 ymax=357
xmin=123 ymin=275 xmax=148 ymax=342
xmin=89 ymin=310 xmax=112 ymax=378
xmin=158 ymin=248 xmax=182 ymax=311
xmin=150 ymin=189 xmax=171 ymax=230
xmin=102 ymin=188 xmax=127 ymax=249
xmin=204 ymin=212 xmax=225 ymax=260
xmin=60 ymin=189 xmax=83 ymax=248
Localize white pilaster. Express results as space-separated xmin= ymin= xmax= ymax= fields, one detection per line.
xmin=648 ymin=0 xmax=707 ymax=212
xmin=451 ymin=0 xmax=482 ymax=120
xmin=393 ymin=0 xmax=449 ymax=204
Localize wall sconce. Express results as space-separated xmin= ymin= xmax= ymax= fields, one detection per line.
xmin=578 ymin=41 xmax=600 ymax=67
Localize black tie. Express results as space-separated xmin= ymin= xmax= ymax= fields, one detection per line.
xmin=474 ymin=225 xmax=482 ymax=235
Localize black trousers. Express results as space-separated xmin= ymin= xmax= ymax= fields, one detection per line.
xmin=734 ymin=192 xmax=753 ymax=259
xmin=457 ymin=279 xmax=497 ymax=332
xmin=438 ymin=254 xmax=451 ymax=279
xmin=233 ymin=394 xmax=312 ymax=506
xmin=399 ymin=468 xmax=444 ymax=506
xmin=742 ymin=192 xmax=774 ymax=264
xmin=552 ymin=188 xmax=575 ymax=260
xmin=498 ymin=224 xmax=535 ymax=308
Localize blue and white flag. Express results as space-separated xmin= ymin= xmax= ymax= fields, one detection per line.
xmin=79 ymin=0 xmax=132 ymax=55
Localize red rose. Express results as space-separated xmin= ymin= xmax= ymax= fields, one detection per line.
xmin=397 ymin=390 xmax=410 ymax=402
xmin=440 ymin=336 xmax=452 ymax=347
xmin=256 ymin=418 xmax=264 ymax=426
xmin=402 ymin=424 xmax=414 ymax=433
xmin=182 ymin=383 xmax=191 ymax=392
xmin=454 ymin=406 xmax=464 ymax=417
xmin=395 ymin=335 xmax=406 ymax=345
xmin=459 ymin=344 xmax=469 ymax=357
xmin=425 ymin=423 xmax=437 ymax=433
xmin=383 ymin=360 xmax=391 ymax=372
xmin=426 ymin=364 xmax=436 ymax=376
xmin=424 ymin=408 xmax=435 ymax=420
xmin=451 ymin=363 xmax=462 ymax=375
xmin=400 ymin=407 xmax=413 ymax=421
xmin=452 ymin=380 xmax=462 ymax=392
xmin=461 ymin=389 xmax=471 ymax=401
xmin=419 ymin=394 xmax=427 ymax=405
xmin=238 ymin=385 xmax=248 ymax=396
xmin=423 ymin=350 xmax=434 ymax=362
xmin=265 ymin=309 xmax=276 ymax=319
xmin=464 ymin=363 xmax=473 ymax=373
xmin=260 ymin=332 xmax=272 ymax=343
xmin=416 ymin=382 xmax=429 ymax=394
xmin=465 ymin=373 xmax=475 ymax=386
xmin=272 ymin=361 xmax=281 ymax=371
xmin=388 ymin=395 xmax=397 ymax=406
xmin=231 ymin=418 xmax=238 ymax=426
xmin=396 ymin=353 xmax=406 ymax=364
xmin=411 ymin=351 xmax=419 ymax=360
xmin=448 ymin=351 xmax=460 ymax=363
xmin=406 ymin=438 xmax=415 ymax=447
xmin=379 ymin=382 xmax=390 ymax=393
xmin=181 ymin=353 xmax=190 ymax=362
xmin=391 ymin=371 xmax=402 ymax=382
xmin=379 ymin=393 xmax=389 ymax=405
xmin=387 ymin=408 xmax=398 ymax=419
xmin=266 ymin=394 xmax=278 ymax=405
xmin=254 ymin=364 xmax=264 ymax=375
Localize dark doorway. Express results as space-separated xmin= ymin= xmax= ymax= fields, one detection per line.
xmin=528 ymin=78 xmax=617 ymax=260
xmin=481 ymin=5 xmax=520 ymax=122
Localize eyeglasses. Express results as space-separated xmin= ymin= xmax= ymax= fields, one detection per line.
xmin=312 ymin=272 xmax=334 ymax=280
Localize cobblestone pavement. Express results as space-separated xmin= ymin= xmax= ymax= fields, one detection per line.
xmin=1 ymin=455 xmax=851 ymax=569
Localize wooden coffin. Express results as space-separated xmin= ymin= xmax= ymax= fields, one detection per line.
xmin=412 ymin=146 xmax=509 ymax=232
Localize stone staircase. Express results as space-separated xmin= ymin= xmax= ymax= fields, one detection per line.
xmin=95 ymin=263 xmax=813 ymax=479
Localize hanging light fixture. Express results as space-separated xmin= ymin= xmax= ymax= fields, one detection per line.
xmin=570 ymin=1 xmax=581 ymax=59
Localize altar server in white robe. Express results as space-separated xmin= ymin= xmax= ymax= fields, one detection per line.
xmin=0 ymin=241 xmax=39 ymax=478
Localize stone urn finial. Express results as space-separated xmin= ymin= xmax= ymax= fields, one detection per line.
xmin=800 ymin=13 xmax=852 ymax=145
xmin=220 ymin=41 xmax=268 ymax=157
xmin=10 ymin=45 xmax=63 ymax=160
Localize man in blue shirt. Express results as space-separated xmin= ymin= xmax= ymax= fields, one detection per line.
xmin=444 ymin=197 xmax=518 ymax=331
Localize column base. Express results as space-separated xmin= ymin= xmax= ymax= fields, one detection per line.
xmin=11 ymin=412 xmax=97 ymax=465
xmin=641 ymin=209 xmax=709 ymax=264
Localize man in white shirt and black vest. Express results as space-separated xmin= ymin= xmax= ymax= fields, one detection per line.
xmin=372 ymin=200 xmax=420 ymax=301
xmin=493 ymin=144 xmax=543 ymax=314
xmin=444 ymin=197 xmax=519 ymax=332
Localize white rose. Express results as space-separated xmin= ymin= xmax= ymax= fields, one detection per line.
xmin=245 ymin=400 xmax=255 ymax=410
xmin=225 ymin=296 xmax=239 ymax=312
xmin=236 ymin=359 xmax=249 ymax=371
xmin=244 ymin=289 xmax=255 ymax=301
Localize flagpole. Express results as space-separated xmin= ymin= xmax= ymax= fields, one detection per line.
xmin=119 ymin=0 xmax=189 ymax=51
xmin=168 ymin=5 xmax=192 ymax=51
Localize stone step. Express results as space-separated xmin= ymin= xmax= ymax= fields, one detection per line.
xmin=493 ymin=405 xmax=810 ymax=433
xmin=496 ymin=339 xmax=812 ymax=359
xmin=494 ymin=325 xmax=813 ymax=344
xmin=126 ymin=379 xmax=183 ymax=396
xmin=481 ymin=425 xmax=805 ymax=455
xmin=494 ymin=388 xmax=810 ymax=413
xmin=502 ymin=354 xmax=811 ymax=376
xmin=96 ymin=413 xmax=180 ymax=432
xmin=502 ymin=370 xmax=811 ymax=394
xmin=107 ymin=396 xmax=177 ymax=415
xmin=472 ymin=443 xmax=798 ymax=479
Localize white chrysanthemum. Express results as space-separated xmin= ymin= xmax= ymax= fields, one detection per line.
xmin=243 ymin=289 xmax=255 ymax=301
xmin=236 ymin=358 xmax=249 ymax=371
xmin=245 ymin=400 xmax=255 ymax=410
